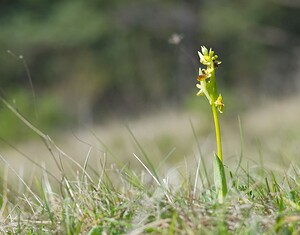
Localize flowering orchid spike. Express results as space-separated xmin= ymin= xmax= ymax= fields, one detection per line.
xmin=196 ymin=46 xmax=223 ymax=107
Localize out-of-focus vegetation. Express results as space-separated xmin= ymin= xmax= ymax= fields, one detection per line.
xmin=0 ymin=0 xmax=299 ymax=141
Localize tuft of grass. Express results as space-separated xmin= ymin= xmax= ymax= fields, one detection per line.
xmin=1 ymin=143 xmax=300 ymax=234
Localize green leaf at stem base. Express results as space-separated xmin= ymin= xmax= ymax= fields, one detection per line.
xmin=214 ymin=153 xmax=227 ymax=203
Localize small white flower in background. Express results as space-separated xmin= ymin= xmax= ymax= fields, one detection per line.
xmin=168 ymin=33 xmax=184 ymax=45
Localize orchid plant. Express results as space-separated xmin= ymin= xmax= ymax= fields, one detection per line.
xmin=196 ymin=46 xmax=227 ymax=202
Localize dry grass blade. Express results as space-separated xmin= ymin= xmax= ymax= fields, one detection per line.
xmin=0 ymin=154 xmax=42 ymax=206
xmin=193 ymin=156 xmax=202 ymax=201
xmin=133 ymin=153 xmax=161 ymax=187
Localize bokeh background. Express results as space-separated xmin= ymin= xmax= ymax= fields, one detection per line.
xmin=0 ymin=0 xmax=299 ymax=151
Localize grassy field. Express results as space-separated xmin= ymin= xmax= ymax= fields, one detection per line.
xmin=0 ymin=95 xmax=300 ymax=234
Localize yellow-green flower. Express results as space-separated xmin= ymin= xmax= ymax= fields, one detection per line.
xmin=198 ymin=46 xmax=220 ymax=67
xmin=196 ymin=68 xmax=212 ymax=104
xmin=197 ymin=68 xmax=212 ymax=81
xmin=214 ymin=94 xmax=224 ymax=113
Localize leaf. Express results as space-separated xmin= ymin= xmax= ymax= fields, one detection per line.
xmin=213 ymin=153 xmax=227 ymax=203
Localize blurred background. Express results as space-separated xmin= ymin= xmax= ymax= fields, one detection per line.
xmin=0 ymin=0 xmax=299 ymax=152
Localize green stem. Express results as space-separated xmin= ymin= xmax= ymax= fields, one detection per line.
xmin=211 ymin=101 xmax=223 ymax=161
xmin=210 ymin=68 xmax=218 ymax=100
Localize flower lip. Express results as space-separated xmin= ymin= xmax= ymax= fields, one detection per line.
xmin=213 ymin=59 xmax=221 ymax=68
xmin=197 ymin=74 xmax=208 ymax=81
xmin=197 ymin=68 xmax=211 ymax=81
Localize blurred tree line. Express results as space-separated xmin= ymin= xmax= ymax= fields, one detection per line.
xmin=0 ymin=0 xmax=299 ymax=138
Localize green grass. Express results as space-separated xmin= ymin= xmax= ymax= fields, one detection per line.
xmin=0 ymin=98 xmax=300 ymax=234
